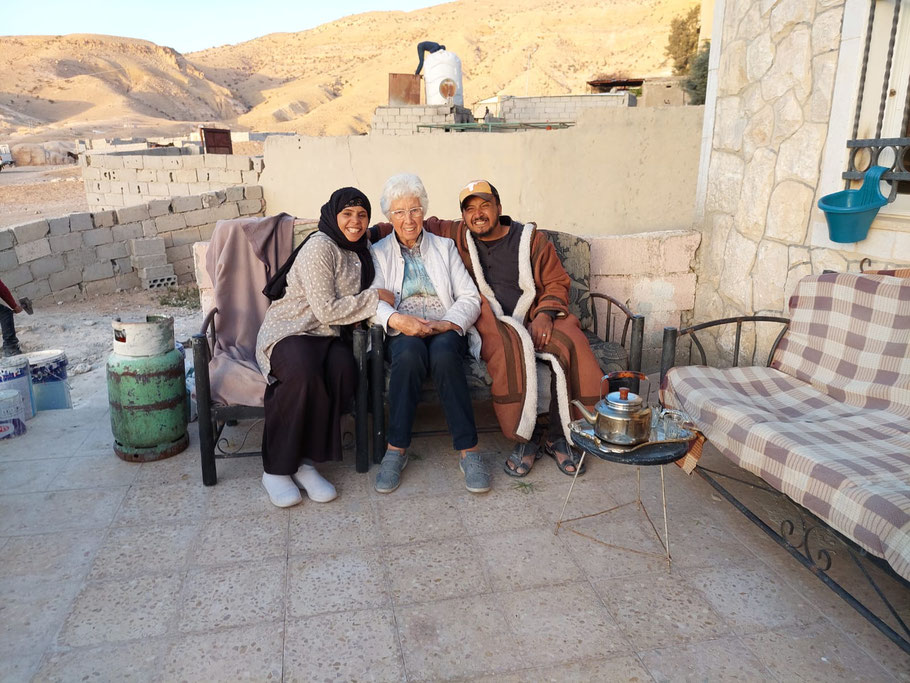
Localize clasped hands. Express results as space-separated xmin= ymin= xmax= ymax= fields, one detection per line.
xmin=375 ymin=290 xmax=461 ymax=338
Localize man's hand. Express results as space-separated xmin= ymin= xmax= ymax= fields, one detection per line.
xmin=426 ymin=320 xmax=463 ymax=335
xmin=375 ymin=289 xmax=395 ymax=306
xmin=389 ymin=313 xmax=433 ymax=337
xmin=11 ymin=304 xmax=22 ymax=314
xmin=528 ymin=313 xmax=554 ymax=350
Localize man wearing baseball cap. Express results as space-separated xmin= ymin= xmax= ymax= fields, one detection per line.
xmin=372 ymin=179 xmax=602 ymax=477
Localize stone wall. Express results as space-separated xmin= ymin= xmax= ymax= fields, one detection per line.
xmin=590 ymin=231 xmax=701 ymax=372
xmin=0 ymin=186 xmax=264 ymax=304
xmin=693 ymin=0 xmax=909 ymax=365
xmin=498 ymin=93 xmax=635 ymax=122
xmin=82 ymin=151 xmax=263 ymax=211
xmin=371 ymin=104 xmax=475 ymax=135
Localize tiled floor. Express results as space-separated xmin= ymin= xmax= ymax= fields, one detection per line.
xmin=1 ymin=375 xmax=909 ymax=682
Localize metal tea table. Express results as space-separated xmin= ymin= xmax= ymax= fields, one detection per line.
xmin=555 ymin=422 xmax=690 ymax=568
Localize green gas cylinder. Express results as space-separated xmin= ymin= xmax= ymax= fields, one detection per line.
xmin=107 ymin=315 xmax=188 ymax=462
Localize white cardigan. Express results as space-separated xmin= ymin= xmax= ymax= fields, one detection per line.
xmin=370 ymin=230 xmax=482 ymax=359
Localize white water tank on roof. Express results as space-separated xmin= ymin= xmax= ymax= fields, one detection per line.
xmin=424 ymin=50 xmax=464 ymax=106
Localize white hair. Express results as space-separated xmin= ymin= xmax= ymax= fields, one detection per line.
xmin=379 ymin=173 xmax=429 ymax=217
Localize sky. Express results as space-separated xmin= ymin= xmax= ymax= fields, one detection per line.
xmin=2 ymin=0 xmax=450 ymax=53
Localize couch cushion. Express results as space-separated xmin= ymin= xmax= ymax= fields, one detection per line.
xmin=772 ymin=272 xmax=910 ymax=416
xmin=663 ymin=364 xmax=910 ymax=580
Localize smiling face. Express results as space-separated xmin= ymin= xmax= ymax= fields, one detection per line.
xmin=461 ymin=195 xmax=506 ymax=241
xmin=336 ymin=205 xmax=370 ymax=242
xmin=388 ymin=196 xmax=425 ymax=248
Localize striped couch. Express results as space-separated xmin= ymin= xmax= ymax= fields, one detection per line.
xmin=660 ymin=272 xmax=910 ymax=581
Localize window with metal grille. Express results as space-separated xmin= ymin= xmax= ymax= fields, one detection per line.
xmin=846 ymin=0 xmax=910 ymax=205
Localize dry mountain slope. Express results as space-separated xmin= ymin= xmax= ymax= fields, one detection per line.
xmin=1 ymin=0 xmax=696 ymax=140
xmin=189 ymin=0 xmax=696 ymax=135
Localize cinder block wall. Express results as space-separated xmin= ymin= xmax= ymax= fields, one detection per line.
xmin=371 ymin=104 xmax=474 ymax=135
xmin=498 ymin=93 xmax=635 ymax=122
xmin=0 ymin=186 xmax=264 ymax=304
xmin=82 ymin=152 xmax=264 ymax=211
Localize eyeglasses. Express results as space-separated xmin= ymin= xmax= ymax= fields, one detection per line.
xmin=389 ymin=207 xmax=424 ymax=220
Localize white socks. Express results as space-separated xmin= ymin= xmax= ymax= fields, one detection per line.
xmin=261 ymin=473 xmax=303 ymax=508
xmin=292 ymin=463 xmax=338 ymax=503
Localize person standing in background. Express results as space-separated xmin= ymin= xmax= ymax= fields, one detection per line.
xmin=0 ymin=278 xmax=23 ymax=357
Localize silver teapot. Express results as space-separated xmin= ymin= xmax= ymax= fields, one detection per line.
xmin=572 ymin=371 xmax=651 ymax=446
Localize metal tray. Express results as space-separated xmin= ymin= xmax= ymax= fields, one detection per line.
xmin=569 ymin=419 xmax=696 ymax=456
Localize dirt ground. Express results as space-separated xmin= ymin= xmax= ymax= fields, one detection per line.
xmin=0 ymin=164 xmax=88 ymax=228
xmin=10 ymin=289 xmax=201 ymax=407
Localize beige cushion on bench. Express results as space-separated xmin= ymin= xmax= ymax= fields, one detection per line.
xmin=662 ymin=272 xmax=910 ymax=581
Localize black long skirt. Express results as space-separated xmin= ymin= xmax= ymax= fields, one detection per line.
xmin=262 ymin=334 xmax=355 ymax=474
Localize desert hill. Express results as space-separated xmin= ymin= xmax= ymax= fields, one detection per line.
xmin=1 ymin=0 xmax=697 ymax=141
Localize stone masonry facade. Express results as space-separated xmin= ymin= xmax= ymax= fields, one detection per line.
xmin=82 ymin=152 xmax=263 ymax=211
xmin=0 ymin=186 xmax=265 ymax=304
xmin=695 ymin=0 xmax=909 ymax=364
xmin=371 ymin=105 xmax=474 ymax=135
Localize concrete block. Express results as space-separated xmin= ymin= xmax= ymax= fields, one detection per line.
xmin=0 ymin=249 xmax=17 ymax=270
xmin=630 ymin=273 xmax=697 ymax=313
xmin=161 ymin=156 xmax=182 ymax=169
xmin=17 ymin=279 xmax=51 ymax=301
xmin=102 ymin=155 xmax=124 ymax=169
xmin=166 ymin=244 xmax=193 ymax=262
xmin=52 ymin=285 xmax=82 ymax=302
xmin=240 ymin=170 xmax=259 ymax=184
xmin=129 ymin=182 xmax=148 ymax=195
xmin=0 ymin=228 xmax=15 ymax=250
xmin=141 ymin=219 xmax=158 ymax=237
xmin=83 ymin=260 xmax=115 ymax=282
xmin=15 ymin=239 xmax=51 ymax=263
xmin=244 ymin=186 xmax=263 ymax=200
xmin=169 ymin=226 xmax=202 ymax=247
xmin=142 ymin=275 xmax=178 ymax=290
xmin=155 ymin=169 xmax=173 ymax=183
xmin=658 ymin=231 xmax=702 ymax=274
xmin=166 ymin=183 xmax=190 ymax=196
xmin=251 ymin=157 xmax=264 ymax=172
xmin=49 ymin=233 xmax=83 ymax=253
xmin=130 ymin=253 xmax=168 ymax=268
xmin=129 ymin=237 xmax=166 ymax=256
xmin=122 ymin=155 xmax=143 ymax=169
xmin=198 ymin=223 xmax=216 ymax=241
xmin=70 ymin=213 xmax=93 ymax=232
xmin=28 ymin=254 xmax=65 ymax=278
xmin=143 ymin=155 xmax=164 ymax=169
xmin=108 ymin=181 xmax=129 ymax=194
xmin=103 ymin=194 xmax=125 ymax=207
xmin=172 ymin=257 xmax=195 ymax=277
xmin=238 ymin=199 xmax=263 ymax=215
xmin=89 ymin=180 xmax=111 ymax=194
xmin=148 ymin=199 xmax=172 ymax=217
xmin=64 ymin=248 xmax=97 ymax=269
xmin=181 ymin=155 xmax=205 ymax=169
xmin=96 ymin=242 xmax=129 ymax=260
xmin=225 ymin=186 xmax=244 ymax=202
xmin=13 ymin=220 xmax=50 ymax=244
xmin=147 ymin=182 xmax=169 ymax=195
xmin=226 ymin=155 xmax=252 ymax=171
xmin=203 ymin=154 xmax=227 ymax=169
xmin=155 ymin=213 xmax=187 ymax=232
xmin=201 ymin=191 xmax=226 ymax=208
xmin=49 ymin=268 xmax=83 ymax=291
xmin=175 ymin=169 xmax=198 ymax=184
xmin=589 ymin=234 xmax=657 ymax=276
xmin=84 ymin=278 xmax=118 ymax=297
xmin=113 ymin=257 xmax=133 ymax=274
xmin=176 ymin=271 xmax=195 ymax=285
xmin=82 ymin=228 xmax=113 ymax=248
xmin=47 ymin=216 xmax=71 ymax=236
xmin=137 ymin=168 xmax=157 ymax=182
xmin=112 ymin=222 xmax=144 ymax=242
xmin=172 ymin=195 xmax=203 ymax=212
xmin=116 ymin=204 xmax=151 ymax=224
xmin=2 ymin=264 xmax=32 ymax=288
xmin=86 ymin=193 xmax=106 ymax=207
xmin=138 ymin=264 xmax=176 ymax=280
xmin=82 ymin=166 xmax=101 ymax=181
xmin=160 ymin=233 xmax=173 ymax=248
xmin=116 ymin=272 xmax=141 ymax=291
xmin=92 ymin=210 xmax=117 ymax=228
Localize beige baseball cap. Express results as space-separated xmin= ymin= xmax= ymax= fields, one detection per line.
xmin=459 ymin=179 xmax=499 ymax=208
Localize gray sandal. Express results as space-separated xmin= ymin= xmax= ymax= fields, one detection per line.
xmin=503 ymin=441 xmax=542 ymax=478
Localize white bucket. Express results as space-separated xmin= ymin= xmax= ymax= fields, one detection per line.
xmin=112 ymin=315 xmax=175 ymax=357
xmin=0 ymin=355 xmax=35 ymax=420
xmin=0 ymin=389 xmax=26 ymax=439
xmin=27 ymin=350 xmax=72 ymax=411
xmin=424 ymin=50 xmax=464 ymax=106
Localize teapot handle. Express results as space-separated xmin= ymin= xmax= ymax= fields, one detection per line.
xmin=601 ymin=370 xmax=649 ymax=399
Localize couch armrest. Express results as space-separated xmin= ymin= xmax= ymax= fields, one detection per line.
xmin=659 ymin=315 xmax=790 ymax=386
xmin=589 ymin=292 xmax=644 ymax=372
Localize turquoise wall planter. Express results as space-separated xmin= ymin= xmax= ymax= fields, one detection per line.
xmin=817 ymin=165 xmax=889 ymax=243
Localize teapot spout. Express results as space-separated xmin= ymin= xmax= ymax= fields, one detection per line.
xmin=571 ymin=399 xmax=596 ymax=425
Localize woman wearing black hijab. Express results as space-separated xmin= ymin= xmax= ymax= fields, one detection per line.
xmin=255 ymin=187 xmax=394 ymax=507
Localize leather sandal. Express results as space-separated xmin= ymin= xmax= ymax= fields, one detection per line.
xmin=544 ymin=437 xmax=586 ymax=476
xmin=503 ymin=441 xmax=542 ymax=478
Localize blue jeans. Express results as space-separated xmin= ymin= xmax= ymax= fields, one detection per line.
xmin=0 ymin=305 xmax=20 ymax=355
xmin=386 ymin=330 xmax=477 ymax=451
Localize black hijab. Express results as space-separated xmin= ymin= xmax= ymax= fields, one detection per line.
xmin=317 ymin=187 xmax=375 ymax=291
xmin=263 ymin=186 xmax=375 ymax=301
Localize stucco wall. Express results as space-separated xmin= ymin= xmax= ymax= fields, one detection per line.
xmin=498 ymin=93 xmax=635 ymax=121
xmin=693 ymin=0 xmax=909 ymax=364
xmin=262 ymin=106 xmax=704 ymax=236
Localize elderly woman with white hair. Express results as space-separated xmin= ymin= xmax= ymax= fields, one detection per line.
xmin=370 ymin=173 xmax=487 ymax=494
